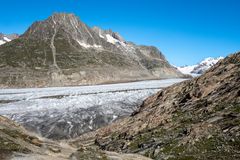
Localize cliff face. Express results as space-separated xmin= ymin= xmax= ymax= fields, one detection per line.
xmin=73 ymin=52 xmax=240 ymax=160
xmin=0 ymin=13 xmax=184 ymax=88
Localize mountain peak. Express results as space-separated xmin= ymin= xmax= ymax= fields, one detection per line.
xmin=0 ymin=13 xmax=184 ymax=87
xmin=48 ymin=12 xmax=82 ymax=25
xmin=51 ymin=12 xmax=76 ymax=17
xmin=200 ymin=56 xmax=224 ymax=65
xmin=177 ymin=56 xmax=224 ymax=75
xmin=23 ymin=12 xmax=102 ymax=47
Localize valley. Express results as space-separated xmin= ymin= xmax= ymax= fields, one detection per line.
xmin=0 ymin=5 xmax=239 ymax=160
xmin=0 ymin=79 xmax=186 ymax=140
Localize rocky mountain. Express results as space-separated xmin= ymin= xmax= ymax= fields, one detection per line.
xmin=0 ymin=33 xmax=19 ymax=45
xmin=73 ymin=52 xmax=240 ymax=159
xmin=0 ymin=13 xmax=184 ymax=88
xmin=178 ymin=57 xmax=224 ymax=75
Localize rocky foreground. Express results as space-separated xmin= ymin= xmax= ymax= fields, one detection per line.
xmin=0 ymin=115 xmax=152 ymax=160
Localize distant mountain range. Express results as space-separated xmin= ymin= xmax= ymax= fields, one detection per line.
xmin=0 ymin=13 xmax=184 ymax=88
xmin=0 ymin=33 xmax=19 ymax=45
xmin=177 ymin=57 xmax=224 ymax=75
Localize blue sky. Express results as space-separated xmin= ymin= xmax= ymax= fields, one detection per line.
xmin=0 ymin=0 xmax=239 ymax=66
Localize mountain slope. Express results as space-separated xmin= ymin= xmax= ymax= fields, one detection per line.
xmin=0 ymin=13 xmax=184 ymax=88
xmin=73 ymin=52 xmax=240 ymax=159
xmin=178 ymin=57 xmax=224 ymax=75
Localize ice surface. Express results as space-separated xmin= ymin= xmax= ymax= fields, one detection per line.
xmin=3 ymin=37 xmax=11 ymax=42
xmin=0 ymin=79 xmax=186 ymax=139
xmin=0 ymin=40 xmax=5 ymax=45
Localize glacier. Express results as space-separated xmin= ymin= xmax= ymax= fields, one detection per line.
xmin=0 ymin=79 xmax=186 ymax=140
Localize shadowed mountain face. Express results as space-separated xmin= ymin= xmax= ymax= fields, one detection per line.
xmin=73 ymin=52 xmax=240 ymax=160
xmin=0 ymin=13 xmax=184 ymax=88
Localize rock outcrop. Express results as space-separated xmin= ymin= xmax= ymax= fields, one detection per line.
xmin=0 ymin=13 xmax=184 ymax=88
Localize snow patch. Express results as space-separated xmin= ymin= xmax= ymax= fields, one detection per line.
xmin=0 ymin=40 xmax=5 ymax=45
xmin=76 ymin=40 xmax=102 ymax=49
xmin=76 ymin=40 xmax=91 ymax=48
xmin=177 ymin=65 xmax=197 ymax=75
xmin=93 ymin=44 xmax=102 ymax=48
xmin=3 ymin=37 xmax=11 ymax=42
xmin=99 ymin=34 xmax=104 ymax=38
xmin=105 ymin=34 xmax=127 ymax=48
xmin=106 ymin=34 xmax=119 ymax=44
xmin=113 ymin=115 xmax=118 ymax=120
xmin=97 ymin=30 xmax=104 ymax=38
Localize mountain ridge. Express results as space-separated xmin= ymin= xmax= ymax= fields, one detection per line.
xmin=0 ymin=13 xmax=184 ymax=88
xmin=178 ymin=56 xmax=224 ymax=75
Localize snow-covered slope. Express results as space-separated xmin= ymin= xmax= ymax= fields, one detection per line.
xmin=0 ymin=33 xmax=19 ymax=45
xmin=191 ymin=57 xmax=224 ymax=74
xmin=177 ymin=57 xmax=224 ymax=75
xmin=177 ymin=65 xmax=197 ymax=75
